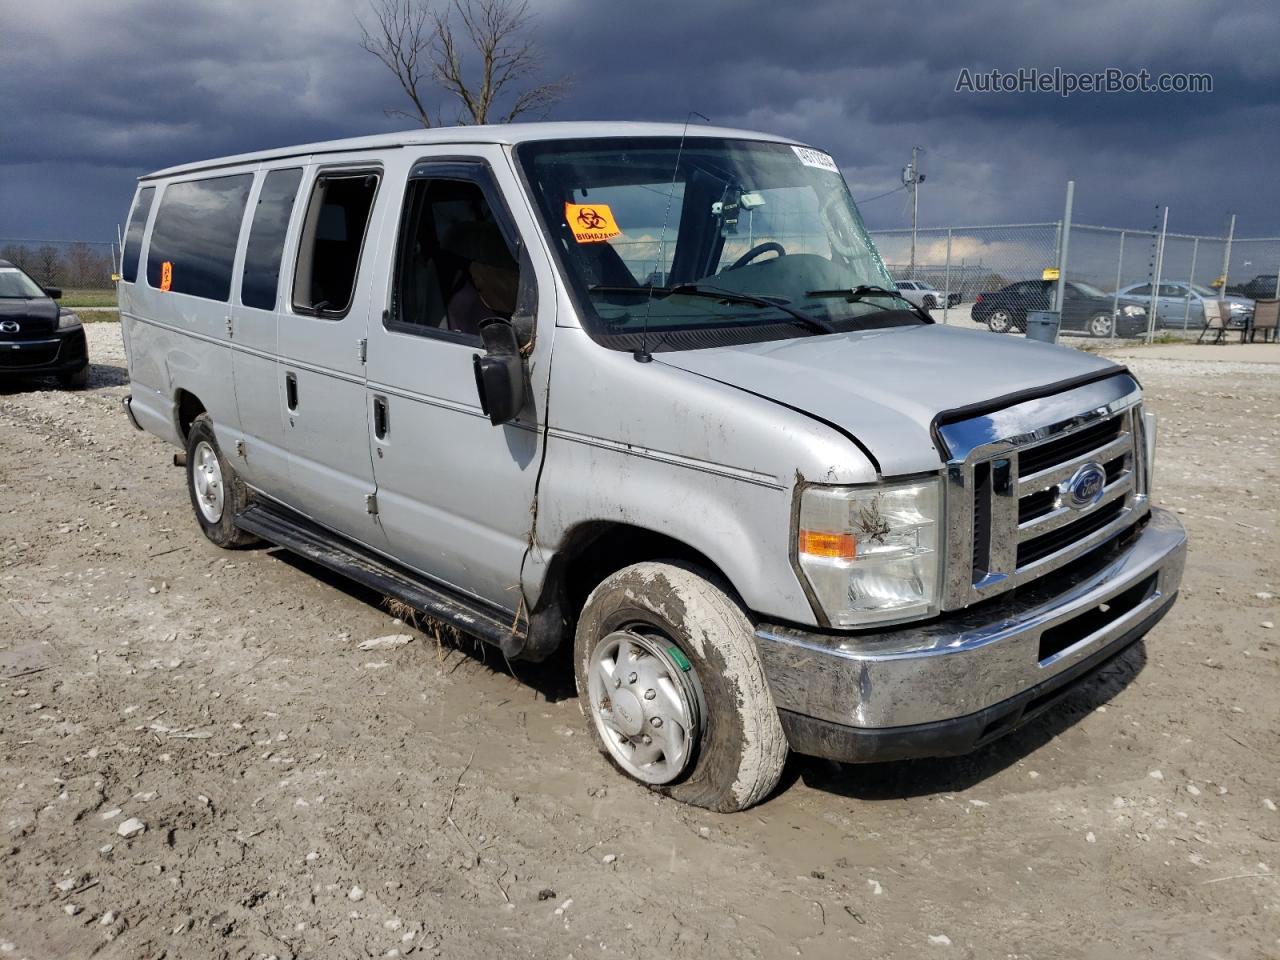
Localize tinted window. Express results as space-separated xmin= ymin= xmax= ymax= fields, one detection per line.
xmin=241 ymin=168 xmax=303 ymax=310
xmin=389 ymin=177 xmax=519 ymax=341
xmin=292 ymin=173 xmax=379 ymax=318
xmin=146 ymin=175 xmax=252 ymax=301
xmin=121 ymin=186 xmax=155 ymax=284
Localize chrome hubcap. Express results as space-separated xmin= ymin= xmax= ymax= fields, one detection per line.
xmin=586 ymin=629 xmax=702 ymax=785
xmin=192 ymin=440 xmax=225 ymax=524
xmin=990 ymin=310 xmax=1010 ymax=331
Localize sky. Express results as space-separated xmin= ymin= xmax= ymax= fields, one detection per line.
xmin=2 ymin=0 xmax=1279 ymax=247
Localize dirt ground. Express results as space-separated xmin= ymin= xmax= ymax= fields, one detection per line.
xmin=2 ymin=323 xmax=1277 ymax=960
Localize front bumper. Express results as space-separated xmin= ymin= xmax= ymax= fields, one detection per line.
xmin=755 ymin=507 xmax=1186 ymax=763
xmin=0 ymin=327 xmax=88 ymax=376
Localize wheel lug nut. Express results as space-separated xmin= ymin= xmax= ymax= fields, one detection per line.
xmin=643 ymin=689 xmax=656 ymax=700
xmin=614 ymin=677 xmax=621 ymax=689
xmin=627 ymin=672 xmax=638 ymax=684
xmin=641 ymin=735 xmax=652 ymax=744
xmin=650 ymin=717 xmax=663 ymax=728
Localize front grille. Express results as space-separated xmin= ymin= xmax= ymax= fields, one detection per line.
xmin=940 ymin=373 xmax=1148 ymax=609
xmin=0 ymin=343 xmax=59 ymax=367
xmin=1018 ymin=499 xmax=1125 ymax=567
xmin=1019 ymin=416 xmax=1124 ymax=476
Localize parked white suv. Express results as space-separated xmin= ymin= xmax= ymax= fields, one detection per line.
xmin=118 ymin=122 xmax=1186 ymax=811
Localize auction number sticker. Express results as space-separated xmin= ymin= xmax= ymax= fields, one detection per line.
xmin=160 ymin=260 xmax=173 ymax=291
xmin=792 ymin=146 xmax=839 ymax=172
xmin=565 ymin=202 xmax=621 ymax=243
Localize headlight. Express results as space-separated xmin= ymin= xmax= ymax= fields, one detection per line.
xmin=796 ymin=477 xmax=942 ymax=627
xmin=57 ymin=311 xmax=82 ymax=330
xmin=1121 ymin=305 xmax=1145 ymax=317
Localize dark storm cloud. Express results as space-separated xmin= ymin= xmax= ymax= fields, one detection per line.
xmin=2 ymin=0 xmax=1278 ymax=242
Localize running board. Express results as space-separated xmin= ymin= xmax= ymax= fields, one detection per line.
xmin=234 ymin=501 xmax=524 ymax=651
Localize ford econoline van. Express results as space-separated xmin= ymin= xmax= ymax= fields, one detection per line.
xmin=118 ymin=122 xmax=1185 ymax=811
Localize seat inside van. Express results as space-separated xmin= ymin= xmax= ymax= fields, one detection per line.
xmin=393 ymin=179 xmax=519 ymax=337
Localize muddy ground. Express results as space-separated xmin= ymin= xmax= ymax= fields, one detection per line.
xmin=1 ymin=323 xmax=1277 ymax=959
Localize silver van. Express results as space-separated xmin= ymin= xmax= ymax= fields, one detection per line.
xmin=119 ymin=122 xmax=1186 ymax=811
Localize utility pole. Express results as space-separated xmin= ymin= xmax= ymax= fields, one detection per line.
xmin=903 ymin=146 xmax=925 ymax=279
xmin=1219 ymin=213 xmax=1236 ymax=297
xmin=1147 ymin=205 xmax=1169 ymax=343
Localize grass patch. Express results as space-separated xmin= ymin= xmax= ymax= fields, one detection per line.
xmin=61 ymin=288 xmax=118 ymax=308
xmin=75 ymin=310 xmax=120 ymax=324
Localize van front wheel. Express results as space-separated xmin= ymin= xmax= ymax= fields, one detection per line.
xmin=185 ymin=414 xmax=257 ymax=548
xmin=574 ymin=561 xmax=788 ymax=812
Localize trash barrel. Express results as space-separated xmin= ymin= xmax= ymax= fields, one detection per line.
xmin=1025 ymin=310 xmax=1061 ymax=344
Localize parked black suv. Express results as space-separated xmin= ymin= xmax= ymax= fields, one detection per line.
xmin=970 ymin=279 xmax=1149 ymax=337
xmin=0 ymin=260 xmax=89 ymax=388
xmin=1227 ymin=275 xmax=1279 ymax=300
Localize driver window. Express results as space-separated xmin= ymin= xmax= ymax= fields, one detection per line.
xmin=388 ymin=177 xmax=520 ymax=341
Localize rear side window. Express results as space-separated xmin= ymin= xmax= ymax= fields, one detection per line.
xmin=121 ymin=186 xmax=155 ymax=284
xmin=146 ymin=174 xmax=253 ymax=301
xmin=292 ymin=172 xmax=379 ymax=318
xmin=241 ymin=168 xmax=303 ymax=310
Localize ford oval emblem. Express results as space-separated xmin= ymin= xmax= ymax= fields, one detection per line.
xmin=1064 ymin=461 xmax=1107 ymax=509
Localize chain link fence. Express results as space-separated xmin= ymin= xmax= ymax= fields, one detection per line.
xmin=872 ymin=208 xmax=1280 ymax=343
xmin=0 ymin=239 xmax=119 ymax=298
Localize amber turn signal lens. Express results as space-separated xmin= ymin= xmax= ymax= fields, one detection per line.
xmin=798 ymin=530 xmax=857 ymax=560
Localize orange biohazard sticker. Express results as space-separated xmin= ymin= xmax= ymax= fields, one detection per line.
xmin=565 ymin=202 xmax=621 ymax=243
xmin=160 ymin=260 xmax=173 ymax=292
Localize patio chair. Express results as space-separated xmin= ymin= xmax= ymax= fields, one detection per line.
xmin=1250 ymin=298 xmax=1279 ymax=343
xmin=1197 ymin=299 xmax=1230 ymax=344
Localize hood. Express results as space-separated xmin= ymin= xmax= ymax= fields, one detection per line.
xmin=0 ymin=297 xmax=58 ymax=337
xmin=657 ymin=324 xmax=1121 ymax=476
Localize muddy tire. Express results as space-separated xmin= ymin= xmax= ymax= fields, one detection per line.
xmin=574 ymin=561 xmax=788 ymax=812
xmin=185 ymin=414 xmax=257 ymax=548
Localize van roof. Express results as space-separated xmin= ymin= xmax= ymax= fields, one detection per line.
xmin=140 ymin=121 xmax=810 ymax=182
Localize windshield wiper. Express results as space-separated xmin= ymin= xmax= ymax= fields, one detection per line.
xmin=589 ymin=282 xmax=835 ymax=335
xmin=805 ymin=285 xmax=934 ymax=323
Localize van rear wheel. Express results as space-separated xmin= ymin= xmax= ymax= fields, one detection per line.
xmin=574 ymin=561 xmax=788 ymax=812
xmin=185 ymin=414 xmax=257 ymax=548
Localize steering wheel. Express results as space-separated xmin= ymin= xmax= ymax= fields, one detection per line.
xmin=726 ymin=241 xmax=786 ymax=271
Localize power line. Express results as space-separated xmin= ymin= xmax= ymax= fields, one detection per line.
xmin=856 ymin=184 xmax=908 ymax=204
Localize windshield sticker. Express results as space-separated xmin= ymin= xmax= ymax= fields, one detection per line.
xmin=160 ymin=261 xmax=173 ymax=291
xmin=791 ymin=146 xmax=840 ymax=173
xmin=565 ymin=202 xmax=621 ymax=243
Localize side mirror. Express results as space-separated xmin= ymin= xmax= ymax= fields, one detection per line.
xmin=472 ymin=317 xmax=525 ymax=426
xmin=44 ymin=286 xmax=62 ymax=300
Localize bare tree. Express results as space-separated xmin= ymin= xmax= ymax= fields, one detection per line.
xmin=360 ymin=0 xmax=567 ymax=127
xmin=35 ymin=245 xmax=62 ymax=287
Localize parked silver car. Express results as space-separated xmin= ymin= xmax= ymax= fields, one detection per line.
xmin=896 ymin=279 xmax=959 ymax=309
xmin=1114 ymin=281 xmax=1253 ymax=329
xmin=119 ymin=122 xmax=1185 ymax=811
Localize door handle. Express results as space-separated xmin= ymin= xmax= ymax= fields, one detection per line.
xmin=285 ymin=372 xmax=299 ymax=411
xmin=373 ymin=395 xmax=389 ymax=440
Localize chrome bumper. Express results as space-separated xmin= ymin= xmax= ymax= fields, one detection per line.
xmin=755 ymin=508 xmax=1185 ymax=757
xmin=122 ymin=395 xmax=143 ymax=431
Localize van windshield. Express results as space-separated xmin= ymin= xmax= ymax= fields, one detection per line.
xmin=516 ymin=137 xmax=919 ymax=352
